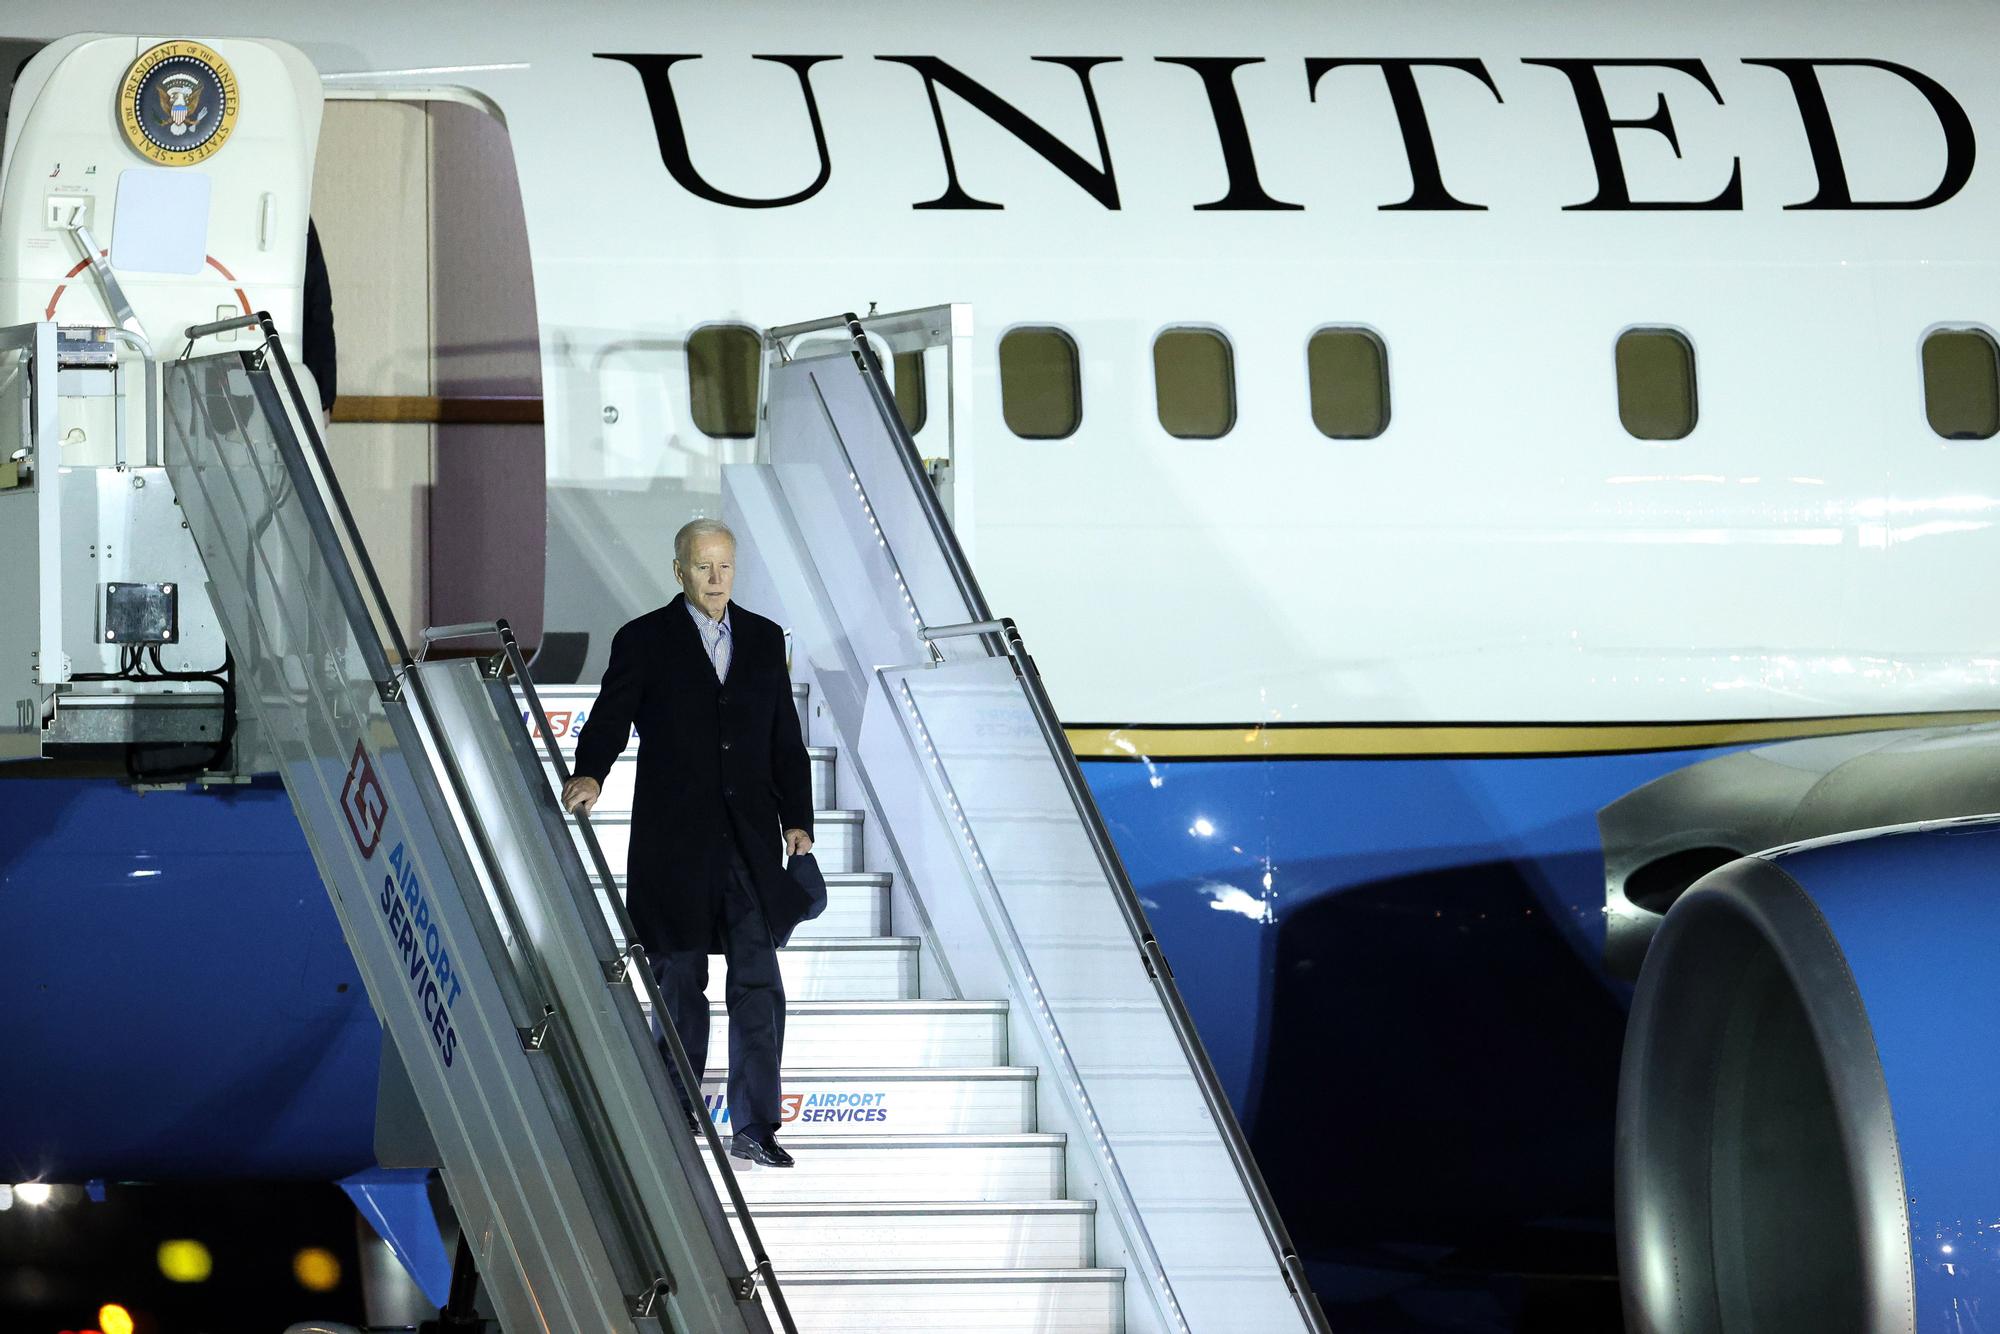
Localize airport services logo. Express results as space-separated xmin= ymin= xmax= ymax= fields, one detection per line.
xmin=119 ymin=41 xmax=239 ymax=166
xmin=703 ymin=1089 xmax=890 ymax=1126
xmin=342 ymin=739 xmax=388 ymax=860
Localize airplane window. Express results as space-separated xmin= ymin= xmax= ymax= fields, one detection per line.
xmin=1307 ymin=328 xmax=1389 ymax=439
xmin=1154 ymin=328 xmax=1235 ymax=439
xmin=999 ymin=327 xmax=1082 ymax=439
xmin=893 ymin=350 xmax=927 ymax=435
xmin=1922 ymin=329 xmax=2000 ymax=440
xmin=687 ymin=323 xmax=762 ymax=438
xmin=1616 ymin=329 xmax=1698 ymax=441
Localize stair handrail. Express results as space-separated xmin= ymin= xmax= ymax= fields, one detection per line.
xmin=826 ymin=310 xmax=1334 ymax=1333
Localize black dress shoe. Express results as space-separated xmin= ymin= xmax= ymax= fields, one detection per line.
xmin=729 ymin=1130 xmax=795 ymax=1168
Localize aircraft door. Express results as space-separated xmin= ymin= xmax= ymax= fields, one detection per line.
xmin=0 ymin=34 xmax=325 ymax=765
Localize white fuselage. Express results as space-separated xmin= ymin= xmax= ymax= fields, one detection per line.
xmin=6 ymin=1 xmax=1996 ymax=730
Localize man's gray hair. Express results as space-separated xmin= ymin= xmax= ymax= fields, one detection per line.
xmin=674 ymin=517 xmax=737 ymax=567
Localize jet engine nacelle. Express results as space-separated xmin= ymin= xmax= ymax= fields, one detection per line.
xmin=1616 ymin=817 xmax=2000 ymax=1332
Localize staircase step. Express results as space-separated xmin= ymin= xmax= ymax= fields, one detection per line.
xmin=702 ymin=939 xmax=918 ymax=1002
xmin=706 ymin=999 xmax=1006 ymax=1069
xmin=728 ymin=1200 xmax=1094 ymax=1271
xmin=520 ymin=681 xmax=808 ymax=749
xmin=579 ymin=809 xmax=863 ymax=875
xmin=543 ymin=747 xmax=836 ymax=814
xmin=609 ymin=872 xmax=886 ymax=941
xmin=706 ymin=1134 xmax=1066 ymax=1203
xmin=772 ymin=1268 xmax=1124 ymax=1332
xmin=780 ymin=871 xmax=888 ymax=939
xmin=798 ymin=809 xmax=860 ymax=873
xmin=700 ymin=1067 xmax=1036 ymax=1136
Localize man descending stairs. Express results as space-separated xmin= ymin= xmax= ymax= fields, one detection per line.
xmin=532 ymin=677 xmax=1128 ymax=1332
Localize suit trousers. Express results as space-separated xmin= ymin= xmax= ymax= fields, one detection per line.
xmin=650 ymin=845 xmax=787 ymax=1137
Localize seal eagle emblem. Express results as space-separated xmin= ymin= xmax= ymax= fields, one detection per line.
xmin=119 ymin=41 xmax=239 ymax=165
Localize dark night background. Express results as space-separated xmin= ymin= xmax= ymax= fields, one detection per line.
xmin=0 ymin=1182 xmax=366 ymax=1334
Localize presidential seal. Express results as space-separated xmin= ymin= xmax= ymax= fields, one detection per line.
xmin=118 ymin=41 xmax=239 ymax=166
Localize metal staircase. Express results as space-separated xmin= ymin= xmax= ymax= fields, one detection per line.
xmin=527 ymin=682 xmax=1127 ymax=1330
xmin=510 ymin=306 xmax=1331 ymax=1334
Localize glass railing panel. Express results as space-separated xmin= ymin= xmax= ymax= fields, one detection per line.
xmin=764 ymin=352 xmax=927 ymax=670
xmin=886 ymin=656 xmax=1315 ymax=1333
xmin=161 ymin=351 xmax=412 ymax=835
xmin=763 ymin=344 xmax=983 ymax=663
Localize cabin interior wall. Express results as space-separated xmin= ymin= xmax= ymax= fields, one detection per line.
xmin=311 ymin=97 xmax=546 ymax=650
xmin=312 ymin=99 xmax=433 ymax=637
xmin=428 ymin=100 xmax=545 ymax=648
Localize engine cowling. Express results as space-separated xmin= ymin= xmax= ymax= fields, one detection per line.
xmin=1617 ymin=816 xmax=2000 ymax=1333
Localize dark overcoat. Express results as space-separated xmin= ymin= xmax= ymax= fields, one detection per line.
xmin=571 ymin=594 xmax=813 ymax=954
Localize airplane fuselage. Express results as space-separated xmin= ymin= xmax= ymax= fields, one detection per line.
xmin=4 ymin=4 xmax=1998 ymax=1321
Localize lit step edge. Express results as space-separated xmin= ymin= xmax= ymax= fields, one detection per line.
xmin=707 ymin=999 xmax=1003 ymax=1016
xmin=706 ymin=1066 xmax=1035 ymax=1082
xmin=768 ymin=1272 xmax=1123 ymax=1332
xmin=699 ymin=1068 xmax=1037 ymax=1133
xmin=522 ymin=683 xmax=809 ymax=701
xmin=776 ymin=1267 xmax=1124 ymax=1285
xmin=629 ymin=872 xmax=889 ymax=890
xmin=589 ymin=808 xmax=863 ymax=826
xmin=698 ymin=939 xmax=918 ymax=1001
xmin=727 ymin=1200 xmax=1092 ymax=1218
xmin=733 ymin=1205 xmax=1096 ymax=1272
xmin=639 ymin=937 xmax=915 ymax=961
xmin=705 ymin=1133 xmax=1068 ymax=1201
xmin=519 ymin=684 xmax=810 ymax=746
xmin=540 ymin=752 xmax=836 ymax=804
xmin=528 ymin=688 xmax=816 ymax=700
xmin=610 ymin=937 xmax=916 ymax=958
xmin=699 ymin=1000 xmax=1008 ymax=1069
xmin=543 ymin=745 xmax=836 ymax=761
xmin=712 ymin=1132 xmax=1064 ymax=1149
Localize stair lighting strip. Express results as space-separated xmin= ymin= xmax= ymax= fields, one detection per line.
xmin=847 ymin=467 xmax=925 ymax=639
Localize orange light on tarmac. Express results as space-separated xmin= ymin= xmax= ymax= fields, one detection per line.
xmin=99 ymin=1304 xmax=135 ymax=1334
xmin=292 ymin=1246 xmax=342 ymax=1292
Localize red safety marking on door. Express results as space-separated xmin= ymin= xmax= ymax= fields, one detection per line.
xmin=45 ymin=253 xmax=253 ymax=321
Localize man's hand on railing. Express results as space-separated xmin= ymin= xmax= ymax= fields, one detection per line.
xmin=562 ymin=776 xmax=600 ymax=815
xmin=784 ymin=828 xmax=814 ymax=857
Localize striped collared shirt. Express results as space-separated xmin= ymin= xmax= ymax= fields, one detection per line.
xmin=686 ymin=598 xmax=732 ymax=684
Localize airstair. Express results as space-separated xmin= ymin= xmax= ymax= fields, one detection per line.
xmin=512 ymin=307 xmax=1331 ymax=1333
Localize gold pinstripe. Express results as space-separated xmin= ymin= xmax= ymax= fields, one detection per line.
xmin=1063 ymin=710 xmax=2000 ymax=759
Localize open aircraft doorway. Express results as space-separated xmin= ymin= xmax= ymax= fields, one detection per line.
xmin=315 ymin=91 xmax=547 ymax=668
